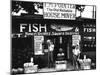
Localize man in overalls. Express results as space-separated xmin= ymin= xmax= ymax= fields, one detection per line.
xmin=47 ymin=40 xmax=54 ymax=68
xmin=72 ymin=45 xmax=81 ymax=70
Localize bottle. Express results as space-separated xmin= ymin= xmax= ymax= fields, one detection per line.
xmin=83 ymin=55 xmax=86 ymax=62
xmin=30 ymin=57 xmax=33 ymax=63
xmin=29 ymin=57 xmax=34 ymax=67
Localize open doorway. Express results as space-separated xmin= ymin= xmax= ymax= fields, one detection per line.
xmin=42 ymin=35 xmax=73 ymax=68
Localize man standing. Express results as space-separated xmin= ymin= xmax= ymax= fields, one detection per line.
xmin=47 ymin=39 xmax=54 ymax=68
xmin=72 ymin=45 xmax=81 ymax=70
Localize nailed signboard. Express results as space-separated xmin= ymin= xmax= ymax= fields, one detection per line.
xmin=43 ymin=3 xmax=76 ymax=20
xmin=34 ymin=36 xmax=44 ymax=55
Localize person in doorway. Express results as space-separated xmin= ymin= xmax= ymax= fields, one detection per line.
xmin=47 ymin=39 xmax=54 ymax=68
xmin=57 ymin=48 xmax=65 ymax=61
xmin=72 ymin=45 xmax=81 ymax=70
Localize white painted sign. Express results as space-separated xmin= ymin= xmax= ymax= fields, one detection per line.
xmin=72 ymin=40 xmax=80 ymax=46
xmin=72 ymin=35 xmax=81 ymax=46
xmin=34 ymin=36 xmax=44 ymax=55
xmin=72 ymin=35 xmax=81 ymax=40
xmin=43 ymin=3 xmax=76 ymax=20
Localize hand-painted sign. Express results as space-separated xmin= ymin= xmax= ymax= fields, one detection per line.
xmin=43 ymin=3 xmax=76 ymax=20
xmin=34 ymin=36 xmax=44 ymax=55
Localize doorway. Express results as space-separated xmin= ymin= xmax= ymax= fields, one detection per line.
xmin=44 ymin=35 xmax=73 ymax=64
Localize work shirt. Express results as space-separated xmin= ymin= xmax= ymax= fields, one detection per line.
xmin=48 ymin=44 xmax=54 ymax=51
xmin=73 ymin=49 xmax=80 ymax=56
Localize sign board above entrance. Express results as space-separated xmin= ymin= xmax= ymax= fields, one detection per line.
xmin=43 ymin=3 xmax=76 ymax=20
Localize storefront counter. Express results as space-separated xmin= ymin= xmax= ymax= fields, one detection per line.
xmin=55 ymin=60 xmax=67 ymax=71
